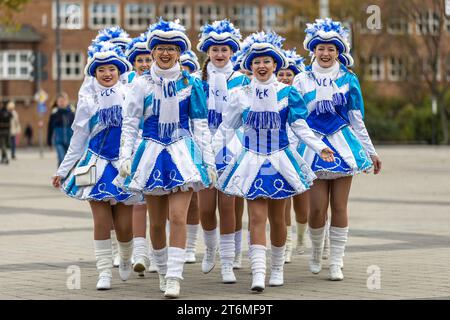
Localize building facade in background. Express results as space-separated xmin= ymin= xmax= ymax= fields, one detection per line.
xmin=1 ymin=0 xmax=450 ymax=145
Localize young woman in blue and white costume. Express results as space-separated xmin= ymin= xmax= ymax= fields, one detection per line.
xmin=77 ymin=27 xmax=132 ymax=268
xmin=179 ymin=49 xmax=202 ymax=264
xmin=118 ymin=19 xmax=215 ymax=299
xmin=294 ymin=18 xmax=382 ymax=281
xmin=276 ymin=48 xmax=310 ymax=263
xmin=196 ymin=20 xmax=250 ymax=283
xmin=52 ymin=42 xmax=138 ymax=290
xmin=124 ymin=33 xmax=157 ymax=277
xmin=214 ymin=31 xmax=335 ymax=292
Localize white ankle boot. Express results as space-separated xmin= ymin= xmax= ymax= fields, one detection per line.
xmin=269 ymin=245 xmax=285 ymax=286
xmin=269 ymin=266 xmax=284 ymax=286
xmin=202 ymin=247 xmax=216 ymax=274
xmin=185 ymin=224 xmax=198 ymax=263
xmin=96 ymin=272 xmax=112 ymax=290
xmin=296 ymin=222 xmax=308 ymax=255
xmin=233 ymin=251 xmax=242 ymax=269
xmin=221 ymin=263 xmax=236 ymax=284
xmin=251 ymin=272 xmax=265 ymax=292
xmin=309 ymin=226 xmax=325 ymax=274
xmin=202 ymin=228 xmax=218 ymax=273
xmin=94 ymin=239 xmax=113 ymax=289
xmin=119 ymin=259 xmax=132 ymax=281
xmin=159 ymin=274 xmax=167 ymax=292
xmin=329 ymin=264 xmax=344 ymax=281
xmin=164 ymin=277 xmax=181 ymax=298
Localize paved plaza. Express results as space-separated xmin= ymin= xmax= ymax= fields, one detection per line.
xmin=0 ymin=146 xmax=449 ymax=300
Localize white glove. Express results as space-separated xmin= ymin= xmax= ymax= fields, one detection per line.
xmin=119 ymin=159 xmax=131 ymax=178
xmin=207 ymin=166 xmax=217 ymax=188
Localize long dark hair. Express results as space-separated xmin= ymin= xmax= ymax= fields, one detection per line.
xmin=201 ymin=57 xmax=211 ymax=81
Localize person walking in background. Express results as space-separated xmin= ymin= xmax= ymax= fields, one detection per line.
xmin=47 ymin=92 xmax=75 ymax=166
xmin=7 ymin=101 xmax=21 ymax=160
xmin=0 ymin=103 xmax=12 ymax=164
xmin=24 ymin=124 xmax=33 ymax=147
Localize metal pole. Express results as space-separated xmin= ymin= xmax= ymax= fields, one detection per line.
xmin=56 ymin=0 xmax=62 ymax=95
xmin=432 ymin=96 xmax=437 ymax=145
xmin=319 ymin=0 xmax=330 ymax=19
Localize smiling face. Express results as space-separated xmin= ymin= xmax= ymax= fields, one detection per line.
xmin=277 ymin=69 xmax=295 ymax=85
xmin=152 ymin=44 xmax=180 ymax=70
xmin=134 ymin=53 xmax=152 ymax=75
xmin=251 ymin=56 xmax=277 ymax=82
xmin=95 ymin=64 xmax=119 ymax=87
xmin=314 ymin=43 xmax=339 ymax=68
xmin=208 ymin=45 xmax=233 ymax=68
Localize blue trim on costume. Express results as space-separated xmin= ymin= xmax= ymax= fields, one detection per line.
xmin=221 ymin=149 xmax=247 ymax=190
xmin=185 ymin=137 xmax=210 ymax=186
xmin=341 ymin=126 xmax=372 ymax=171
xmin=284 ymin=148 xmax=310 ymax=190
xmin=125 ymin=139 xmax=148 ymax=187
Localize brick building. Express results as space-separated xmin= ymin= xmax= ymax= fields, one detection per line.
xmin=1 ymin=0 xmax=450 ymax=145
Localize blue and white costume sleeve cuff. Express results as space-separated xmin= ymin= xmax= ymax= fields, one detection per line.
xmin=348 ymin=110 xmax=377 ymax=156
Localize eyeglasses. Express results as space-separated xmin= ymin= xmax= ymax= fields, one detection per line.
xmin=155 ymin=47 xmax=178 ymax=54
xmin=136 ymin=58 xmax=152 ymax=63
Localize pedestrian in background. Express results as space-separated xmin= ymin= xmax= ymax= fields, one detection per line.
xmin=24 ymin=124 xmax=33 ymax=147
xmin=7 ymin=101 xmax=21 ymax=160
xmin=47 ymin=92 xmax=75 ymax=166
xmin=0 ymin=102 xmax=12 ymax=164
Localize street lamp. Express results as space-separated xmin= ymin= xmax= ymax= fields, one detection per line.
xmin=320 ymin=0 xmax=330 ymax=18
xmin=55 ymin=0 xmax=62 ymax=95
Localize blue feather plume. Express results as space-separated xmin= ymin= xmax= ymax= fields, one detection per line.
xmin=148 ymin=17 xmax=186 ymax=33
xmin=199 ymin=19 xmax=241 ymax=40
xmin=94 ymin=26 xmax=130 ymax=43
xmin=88 ymin=41 xmax=125 ymax=59
xmin=305 ymin=18 xmax=350 ymax=41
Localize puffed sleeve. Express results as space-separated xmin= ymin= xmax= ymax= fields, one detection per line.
xmin=346 ymin=74 xmax=377 ymax=156
xmin=120 ymin=77 xmax=145 ymax=160
xmin=189 ymin=76 xmax=215 ymax=168
xmin=287 ymin=86 xmax=327 ymax=155
xmin=55 ymin=96 xmax=92 ymax=178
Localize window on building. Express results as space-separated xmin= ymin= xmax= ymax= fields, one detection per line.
xmin=416 ymin=10 xmax=440 ymax=35
xmin=194 ymin=4 xmax=225 ymax=30
xmin=387 ymin=17 xmax=410 ymax=35
xmin=53 ymin=1 xmax=84 ymax=29
xmin=358 ymin=20 xmax=381 ymax=35
xmin=53 ymin=51 xmax=84 ymax=80
xmin=124 ymin=3 xmax=155 ymax=30
xmin=293 ymin=16 xmax=307 ymax=33
xmin=263 ymin=5 xmax=287 ymax=31
xmin=445 ymin=17 xmax=450 ymax=34
xmin=231 ymin=5 xmax=258 ymax=32
xmin=0 ymin=50 xmax=33 ymax=80
xmin=89 ymin=3 xmax=120 ymax=29
xmin=387 ymin=56 xmax=406 ymax=81
xmin=421 ymin=58 xmax=441 ymax=82
xmin=160 ymin=3 xmax=191 ymax=29
xmin=366 ymin=56 xmax=385 ymax=81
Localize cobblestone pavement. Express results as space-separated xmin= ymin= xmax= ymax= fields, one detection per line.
xmin=0 ymin=146 xmax=449 ymax=300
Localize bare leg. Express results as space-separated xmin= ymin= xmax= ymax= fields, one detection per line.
xmin=268 ymin=199 xmax=287 ymax=247
xmin=133 ymin=204 xmax=148 ymax=238
xmin=167 ymin=190 xmax=193 ymax=248
xmin=146 ymin=195 xmax=168 ymax=250
xmin=247 ymin=198 xmax=268 ymax=246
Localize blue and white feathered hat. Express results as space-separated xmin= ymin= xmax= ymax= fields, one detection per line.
xmin=126 ymin=33 xmax=151 ymax=65
xmin=85 ymin=41 xmax=132 ymax=77
xmin=240 ymin=31 xmax=288 ymax=73
xmin=180 ymin=50 xmax=200 ymax=72
xmin=281 ymin=48 xmax=305 ymax=75
xmin=304 ymin=18 xmax=351 ymax=55
xmin=231 ymin=34 xmax=251 ymax=71
xmin=338 ymin=52 xmax=354 ymax=67
xmin=197 ymin=19 xmax=242 ymax=53
xmin=94 ymin=26 xmax=131 ymax=52
xmin=146 ymin=18 xmax=191 ymax=54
